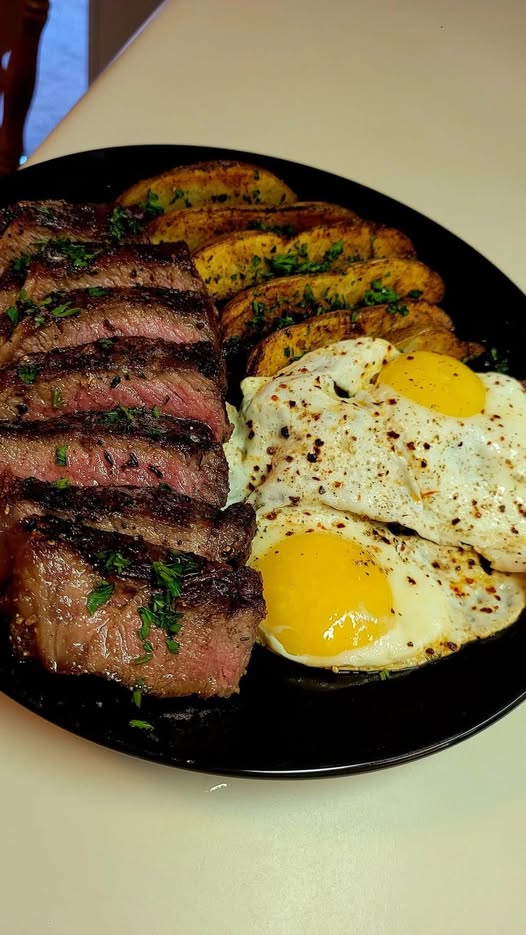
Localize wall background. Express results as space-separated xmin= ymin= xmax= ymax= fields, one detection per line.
xmin=88 ymin=0 xmax=162 ymax=82
xmin=25 ymin=0 xmax=162 ymax=157
xmin=25 ymin=0 xmax=88 ymax=156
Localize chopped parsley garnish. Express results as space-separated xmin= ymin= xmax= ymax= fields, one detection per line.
xmin=360 ymin=279 xmax=401 ymax=307
xmin=247 ymin=219 xmax=297 ymax=237
xmin=87 ymin=287 xmax=108 ymax=297
xmin=490 ymin=347 xmax=510 ymax=374
xmin=133 ymin=553 xmax=196 ymax=663
xmin=17 ymin=288 xmax=33 ymax=309
xmin=51 ymin=388 xmax=63 ymax=409
xmin=379 ymin=669 xmax=391 ymax=681
xmin=97 ymin=338 xmax=114 ymax=350
xmin=43 ymin=238 xmax=100 ymax=268
xmin=120 ymin=405 xmax=134 ymax=423
xmin=55 ymin=445 xmax=68 ymax=467
xmin=169 ymin=188 xmax=185 ymax=205
xmin=151 ymin=405 xmax=161 ymax=419
xmin=269 ymin=239 xmax=344 ymax=277
xmin=132 ymin=688 xmax=142 ymax=709
xmin=138 ymin=188 xmax=164 ymax=221
xmin=385 ymin=301 xmax=410 ymax=317
xmin=107 ymin=205 xmax=144 ymax=242
xmin=274 ymin=314 xmax=296 ymax=330
xmin=49 ymin=302 xmax=80 ymax=319
xmin=152 ymin=556 xmax=194 ymax=599
xmin=97 ymin=406 xmax=141 ymax=426
xmin=17 ymin=363 xmax=39 ymax=384
xmin=249 ymin=299 xmax=267 ymax=332
xmin=129 ymin=719 xmax=154 ymax=731
xmin=110 ymin=375 xmax=121 ymax=389
xmin=408 ymin=289 xmax=423 ymax=299
xmin=10 ymin=296 xmax=81 ymax=328
xmin=34 ymin=205 xmax=53 ymax=220
xmin=86 ymin=580 xmax=114 ymax=615
xmin=53 ymin=477 xmax=71 ymax=489
xmin=5 ymin=305 xmax=19 ymax=327
xmin=95 ymin=550 xmax=131 ymax=574
xmin=10 ymin=253 xmax=32 ymax=273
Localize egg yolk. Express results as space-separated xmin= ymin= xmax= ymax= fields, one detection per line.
xmin=252 ymin=532 xmax=393 ymax=659
xmin=378 ymin=351 xmax=485 ymax=417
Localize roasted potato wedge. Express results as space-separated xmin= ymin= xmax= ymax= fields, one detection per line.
xmin=245 ymin=302 xmax=483 ymax=376
xmin=398 ymin=329 xmax=484 ymax=359
xmin=194 ymin=230 xmax=284 ymax=300
xmin=148 ymin=201 xmax=361 ymax=250
xmin=221 ymin=259 xmax=445 ymax=342
xmin=195 ymin=223 xmax=417 ymax=302
xmin=291 ymin=223 xmax=415 ymax=265
xmin=117 ymin=160 xmax=297 ymax=212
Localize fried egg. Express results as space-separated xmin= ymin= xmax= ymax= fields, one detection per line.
xmin=233 ymin=338 xmax=526 ymax=573
xmin=250 ymin=506 xmax=526 ymax=670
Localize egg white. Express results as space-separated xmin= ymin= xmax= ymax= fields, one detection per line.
xmin=251 ymin=506 xmax=526 ymax=670
xmin=233 ymin=338 xmax=526 ymax=573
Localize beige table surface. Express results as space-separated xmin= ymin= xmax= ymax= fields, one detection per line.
xmin=3 ymin=1 xmax=525 ymax=932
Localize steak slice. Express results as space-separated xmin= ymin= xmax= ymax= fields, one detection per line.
xmin=0 ymin=478 xmax=256 ymax=570
xmin=24 ymin=242 xmax=204 ymax=300
xmin=0 ymin=287 xmax=219 ymax=363
xmin=9 ymin=516 xmax=265 ymax=697
xmin=0 ymin=271 xmax=23 ymax=318
xmin=0 ymin=338 xmax=230 ymax=440
xmin=0 ymin=410 xmax=228 ymax=505
xmin=0 ymin=201 xmax=112 ymax=275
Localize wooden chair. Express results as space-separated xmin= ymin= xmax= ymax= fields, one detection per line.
xmin=0 ymin=0 xmax=50 ymax=175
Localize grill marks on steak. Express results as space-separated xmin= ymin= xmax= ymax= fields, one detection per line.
xmin=0 ymin=338 xmax=230 ymax=440
xmin=0 ymin=412 xmax=228 ymax=505
xmin=9 ymin=517 xmax=264 ymax=697
xmin=0 ymin=287 xmax=218 ymax=363
xmin=24 ymin=242 xmax=204 ymax=300
xmin=0 ymin=479 xmax=256 ymax=566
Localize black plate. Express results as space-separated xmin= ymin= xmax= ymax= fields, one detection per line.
xmin=0 ymin=144 xmax=524 ymax=778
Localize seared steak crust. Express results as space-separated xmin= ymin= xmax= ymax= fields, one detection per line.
xmin=24 ymin=242 xmax=204 ymax=300
xmin=0 ymin=287 xmax=219 ymax=363
xmin=0 ymin=339 xmax=229 ymax=439
xmin=1 ymin=479 xmax=255 ymax=565
xmin=0 ymin=201 xmax=113 ymax=275
xmin=9 ymin=516 xmax=265 ymax=697
xmin=0 ymin=411 xmax=228 ymax=505
xmin=0 ymin=199 xmax=109 ymax=235
xmin=0 ymin=409 xmax=213 ymax=442
xmin=0 ymin=338 xmax=224 ymax=386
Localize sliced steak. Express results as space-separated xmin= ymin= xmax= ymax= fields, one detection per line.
xmin=0 ymin=338 xmax=230 ymax=440
xmin=0 ymin=201 xmax=113 ymax=275
xmin=9 ymin=516 xmax=264 ymax=697
xmin=0 ymin=287 xmax=218 ymax=363
xmin=24 ymin=242 xmax=204 ymax=300
xmin=0 ymin=478 xmax=255 ymax=573
xmin=0 ymin=410 xmax=228 ymax=505
xmin=0 ymin=271 xmax=23 ymax=319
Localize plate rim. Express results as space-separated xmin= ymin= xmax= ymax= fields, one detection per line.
xmin=0 ymin=141 xmax=525 ymax=779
